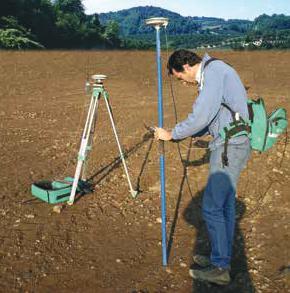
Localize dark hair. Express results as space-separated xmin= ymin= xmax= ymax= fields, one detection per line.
xmin=167 ymin=49 xmax=202 ymax=75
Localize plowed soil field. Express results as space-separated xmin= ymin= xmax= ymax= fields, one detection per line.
xmin=0 ymin=50 xmax=289 ymax=292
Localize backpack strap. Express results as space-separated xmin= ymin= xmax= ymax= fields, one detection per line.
xmin=221 ymin=103 xmax=235 ymax=121
xmin=220 ymin=103 xmax=250 ymax=167
xmin=222 ymin=129 xmax=230 ymax=167
xmin=204 ymin=57 xmax=220 ymax=69
xmin=248 ymin=103 xmax=254 ymax=123
xmin=221 ymin=121 xmax=250 ymax=167
xmin=221 ymin=102 xmax=247 ymax=125
xmin=204 ymin=57 xmax=232 ymax=70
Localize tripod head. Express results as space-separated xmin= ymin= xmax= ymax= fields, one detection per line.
xmin=85 ymin=74 xmax=107 ymax=94
xmin=91 ymin=74 xmax=107 ymax=85
xmin=86 ymin=75 xmax=107 ymax=93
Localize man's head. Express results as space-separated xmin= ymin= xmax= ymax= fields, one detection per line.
xmin=167 ymin=49 xmax=202 ymax=83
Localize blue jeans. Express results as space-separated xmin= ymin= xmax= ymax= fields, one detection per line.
xmin=202 ymin=139 xmax=251 ymax=269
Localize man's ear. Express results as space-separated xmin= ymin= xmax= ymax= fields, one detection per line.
xmin=182 ymin=64 xmax=190 ymax=72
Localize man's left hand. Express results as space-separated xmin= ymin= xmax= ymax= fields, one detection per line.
xmin=154 ymin=127 xmax=173 ymax=141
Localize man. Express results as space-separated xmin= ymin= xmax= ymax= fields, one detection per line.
xmin=154 ymin=49 xmax=251 ymax=285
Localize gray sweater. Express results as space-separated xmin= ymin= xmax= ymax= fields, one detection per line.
xmin=172 ymin=53 xmax=249 ymax=150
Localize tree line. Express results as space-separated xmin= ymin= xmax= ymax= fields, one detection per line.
xmin=1 ymin=2 xmax=290 ymax=50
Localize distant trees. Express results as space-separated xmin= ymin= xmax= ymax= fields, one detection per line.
xmin=253 ymin=14 xmax=290 ymax=32
xmin=104 ymin=21 xmax=121 ymax=47
xmin=54 ymin=0 xmax=85 ymax=18
xmin=0 ymin=0 xmax=121 ymax=49
xmin=54 ymin=0 xmax=86 ymax=47
xmin=237 ymin=14 xmax=290 ymax=50
xmin=0 ymin=0 xmax=57 ymax=48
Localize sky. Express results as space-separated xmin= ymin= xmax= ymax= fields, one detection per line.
xmin=83 ymin=0 xmax=290 ymax=20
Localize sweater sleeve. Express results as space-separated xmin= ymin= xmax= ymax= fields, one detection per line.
xmin=172 ymin=68 xmax=224 ymax=140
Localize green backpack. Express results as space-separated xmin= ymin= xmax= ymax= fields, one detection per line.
xmin=219 ymin=97 xmax=288 ymax=162
xmin=247 ymin=98 xmax=288 ymax=151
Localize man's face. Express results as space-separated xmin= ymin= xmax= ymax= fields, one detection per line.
xmin=171 ymin=64 xmax=198 ymax=84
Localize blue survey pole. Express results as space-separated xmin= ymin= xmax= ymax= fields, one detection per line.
xmin=155 ymin=26 xmax=167 ymax=266
xmin=145 ymin=17 xmax=169 ymax=266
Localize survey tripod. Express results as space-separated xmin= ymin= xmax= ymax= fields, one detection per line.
xmin=67 ymin=74 xmax=138 ymax=205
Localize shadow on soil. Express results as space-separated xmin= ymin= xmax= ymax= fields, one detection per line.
xmin=88 ymin=131 xmax=154 ymax=189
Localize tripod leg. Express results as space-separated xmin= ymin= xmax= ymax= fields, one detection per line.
xmin=103 ymin=91 xmax=138 ymax=198
xmin=82 ymin=98 xmax=99 ymax=180
xmin=68 ymin=91 xmax=100 ymax=205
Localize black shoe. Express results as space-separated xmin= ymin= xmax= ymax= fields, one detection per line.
xmin=189 ymin=265 xmax=230 ymax=286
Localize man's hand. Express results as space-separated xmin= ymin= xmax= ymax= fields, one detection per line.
xmin=154 ymin=127 xmax=173 ymax=141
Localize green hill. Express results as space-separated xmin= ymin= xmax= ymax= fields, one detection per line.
xmin=98 ymin=7 xmax=290 ymax=50
xmin=99 ymin=6 xmax=251 ymax=37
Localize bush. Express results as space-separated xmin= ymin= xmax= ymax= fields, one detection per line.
xmin=0 ymin=28 xmax=44 ymax=49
